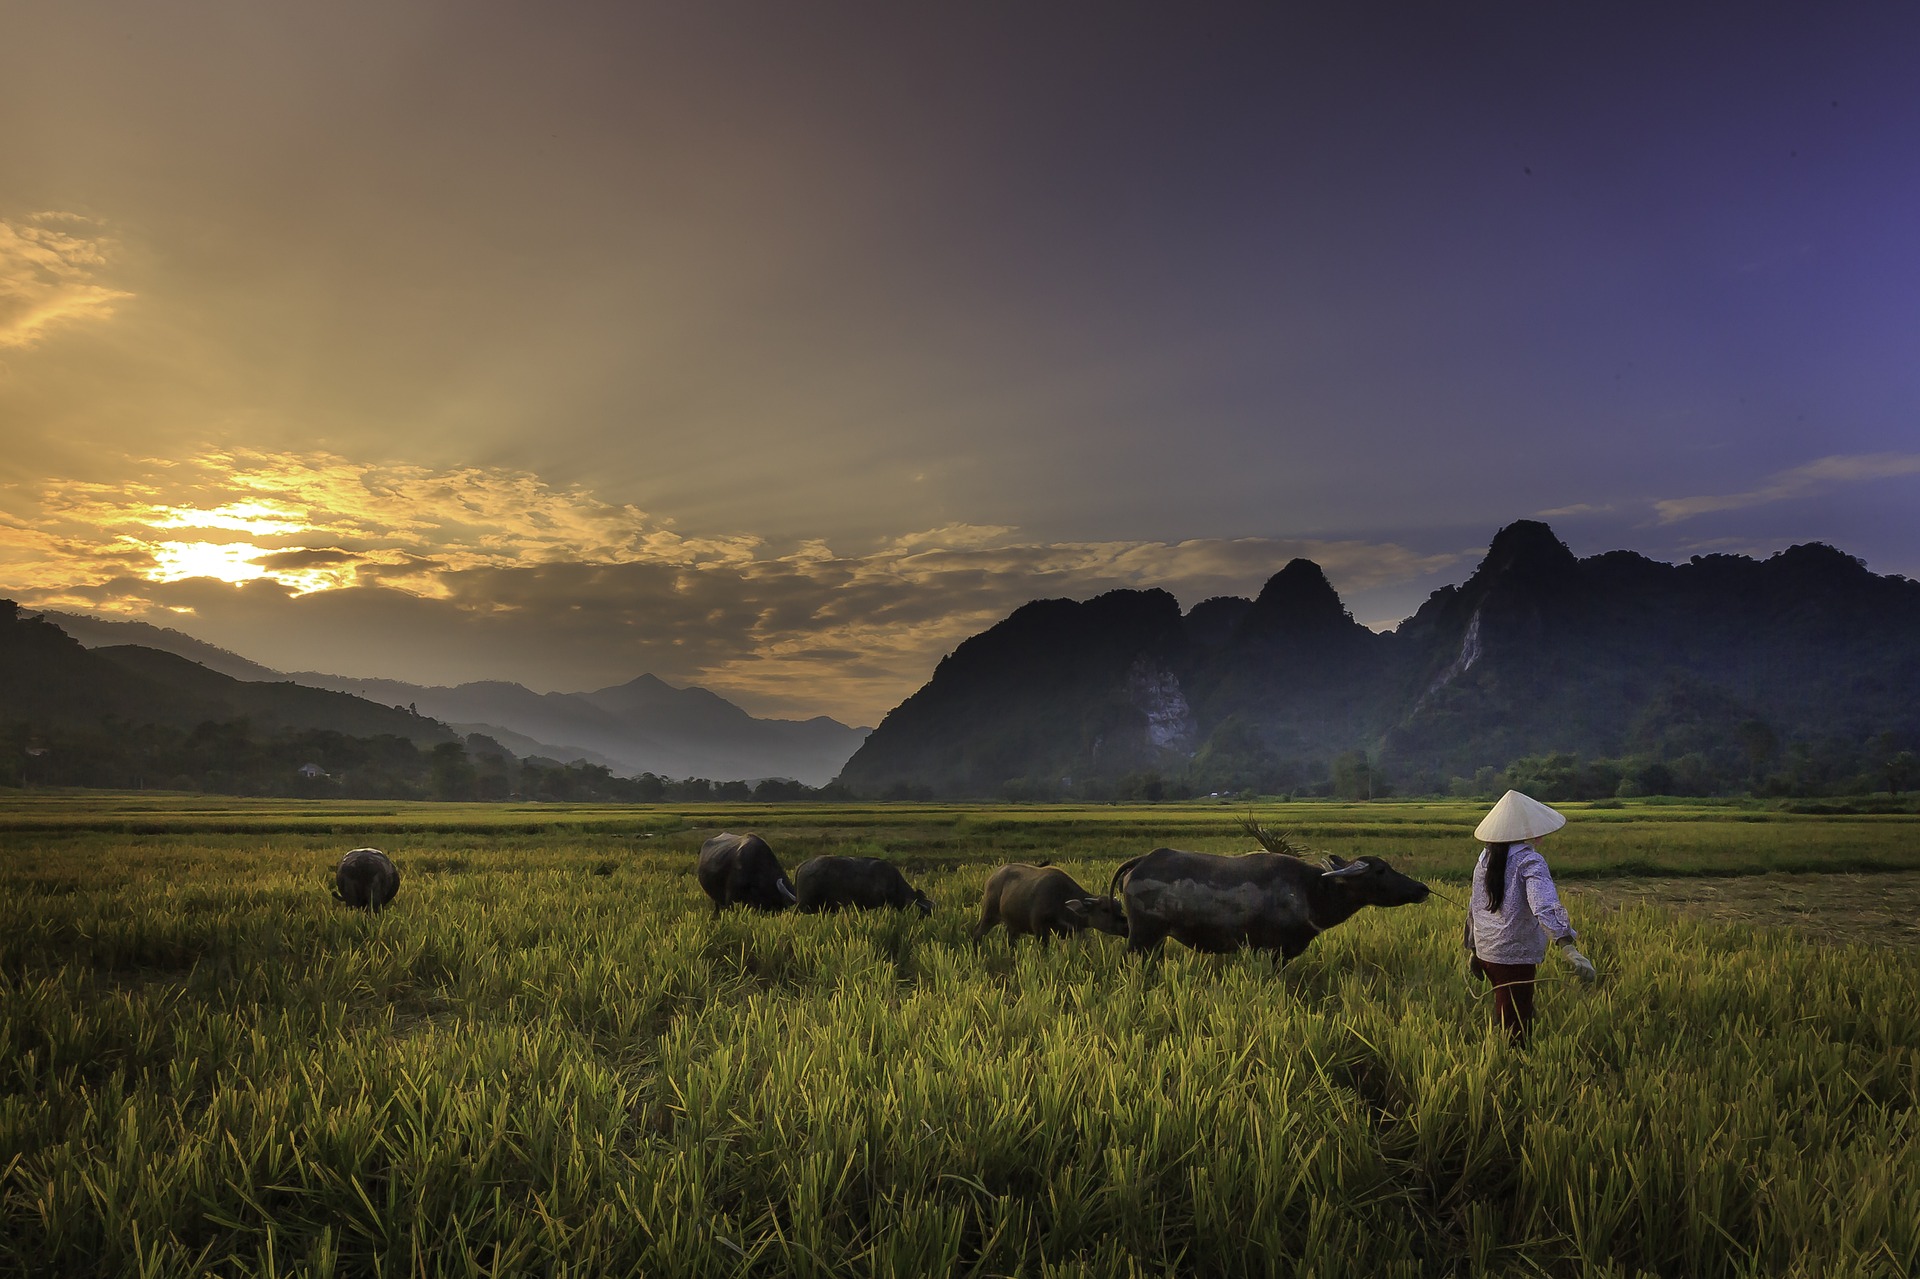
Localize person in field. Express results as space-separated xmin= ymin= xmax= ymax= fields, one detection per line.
xmin=1464 ymin=790 xmax=1597 ymax=1044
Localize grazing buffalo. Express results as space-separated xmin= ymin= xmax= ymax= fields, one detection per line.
xmin=333 ymin=847 xmax=401 ymax=911
xmin=697 ymin=832 xmax=797 ymax=916
xmin=1109 ymin=848 xmax=1428 ymax=962
xmin=793 ymin=855 xmax=934 ymax=915
xmin=973 ymin=863 xmax=1127 ymax=945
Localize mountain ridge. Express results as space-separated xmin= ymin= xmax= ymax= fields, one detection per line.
xmin=1 ymin=604 xmax=455 ymax=750
xmin=837 ymin=521 xmax=1920 ymax=798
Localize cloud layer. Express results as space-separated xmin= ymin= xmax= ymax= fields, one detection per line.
xmin=1653 ymin=454 xmax=1920 ymax=524
xmin=3 ymin=449 xmax=1459 ymax=721
xmin=0 ymin=214 xmax=131 ymax=349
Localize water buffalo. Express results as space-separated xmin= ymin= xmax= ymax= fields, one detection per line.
xmin=793 ymin=855 xmax=933 ymax=915
xmin=973 ymin=863 xmax=1128 ymax=946
xmin=333 ymin=847 xmax=400 ymax=911
xmin=697 ymin=832 xmax=797 ymax=916
xmin=1109 ymin=847 xmax=1428 ymax=962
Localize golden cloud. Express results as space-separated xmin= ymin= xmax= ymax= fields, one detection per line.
xmin=4 ymin=448 xmax=1462 ymax=720
xmin=15 ymin=449 xmax=764 ymax=597
xmin=0 ymin=213 xmax=133 ymax=349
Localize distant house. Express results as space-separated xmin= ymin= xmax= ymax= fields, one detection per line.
xmin=297 ymin=762 xmax=328 ymax=779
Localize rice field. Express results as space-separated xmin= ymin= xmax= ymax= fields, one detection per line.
xmin=2 ymin=797 xmax=1916 ymax=1277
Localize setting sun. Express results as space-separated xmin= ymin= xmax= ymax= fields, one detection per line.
xmin=142 ymin=538 xmax=348 ymax=595
xmin=145 ymin=539 xmax=271 ymax=585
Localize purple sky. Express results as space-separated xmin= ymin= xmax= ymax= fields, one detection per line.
xmin=4 ymin=3 xmax=1917 ymax=721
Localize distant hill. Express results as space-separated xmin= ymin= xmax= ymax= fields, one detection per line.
xmin=35 ymin=609 xmax=870 ymax=786
xmin=837 ymin=521 xmax=1920 ymax=798
xmin=438 ymin=721 xmax=629 ymax=775
xmin=288 ymin=672 xmax=868 ymax=787
xmin=36 ymin=610 xmax=282 ymax=682
xmin=0 ymin=603 xmax=453 ymax=748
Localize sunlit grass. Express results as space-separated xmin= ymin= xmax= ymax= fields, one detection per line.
xmin=2 ymin=800 xmax=1916 ymax=1275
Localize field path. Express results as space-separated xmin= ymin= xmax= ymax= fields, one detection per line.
xmin=1571 ymin=870 xmax=1920 ymax=948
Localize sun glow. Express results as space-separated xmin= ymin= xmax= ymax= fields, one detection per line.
xmin=149 ymin=501 xmax=309 ymax=536
xmin=141 ymin=538 xmax=352 ymax=595
xmin=147 ymin=540 xmax=271 ymax=584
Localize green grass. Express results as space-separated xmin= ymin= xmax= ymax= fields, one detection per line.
xmin=3 ymin=798 xmax=1917 ymax=1276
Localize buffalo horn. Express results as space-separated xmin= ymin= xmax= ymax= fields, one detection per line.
xmin=777 ymin=878 xmax=798 ymax=903
xmin=1320 ymin=861 xmax=1369 ymax=879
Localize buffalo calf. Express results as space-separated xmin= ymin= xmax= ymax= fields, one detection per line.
xmin=973 ymin=863 xmax=1127 ymax=945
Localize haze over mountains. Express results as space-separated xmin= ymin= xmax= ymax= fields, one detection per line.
xmin=285 ymin=673 xmax=866 ymax=788
xmin=839 ymin=522 xmax=1920 ymax=798
xmin=35 ymin=611 xmax=869 ymax=786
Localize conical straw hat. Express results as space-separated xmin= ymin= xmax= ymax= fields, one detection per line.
xmin=1474 ymin=790 xmax=1566 ymax=843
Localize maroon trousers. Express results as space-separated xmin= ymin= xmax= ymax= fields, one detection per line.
xmin=1473 ymin=959 xmax=1538 ymax=1043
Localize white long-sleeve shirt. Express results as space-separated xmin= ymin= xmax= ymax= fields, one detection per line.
xmin=1467 ymin=842 xmax=1576 ymax=965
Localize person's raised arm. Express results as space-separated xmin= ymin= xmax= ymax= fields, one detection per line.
xmin=1523 ymin=854 xmax=1596 ymax=982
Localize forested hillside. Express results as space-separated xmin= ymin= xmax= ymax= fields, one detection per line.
xmin=0 ymin=601 xmax=461 ymax=795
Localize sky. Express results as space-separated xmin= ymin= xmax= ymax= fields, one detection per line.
xmin=4 ymin=2 xmax=1918 ymax=724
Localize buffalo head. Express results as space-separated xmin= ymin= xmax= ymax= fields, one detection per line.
xmin=1320 ymin=854 xmax=1429 ymax=906
xmin=1063 ymin=895 xmax=1129 ymax=936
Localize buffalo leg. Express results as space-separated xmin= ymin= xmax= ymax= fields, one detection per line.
xmin=1126 ymin=925 xmax=1168 ymax=959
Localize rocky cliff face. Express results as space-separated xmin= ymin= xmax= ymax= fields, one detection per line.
xmin=1126 ymin=656 xmax=1196 ymax=752
xmin=836 ymin=521 xmax=1920 ymax=797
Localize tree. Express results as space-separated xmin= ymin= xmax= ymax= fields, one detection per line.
xmin=1330 ymin=751 xmax=1374 ymax=801
xmin=753 ymin=778 xmax=807 ymax=801
xmin=429 ymin=742 xmax=477 ymax=801
xmin=1504 ymin=753 xmax=1586 ymax=801
xmin=1737 ymin=719 xmax=1778 ymax=786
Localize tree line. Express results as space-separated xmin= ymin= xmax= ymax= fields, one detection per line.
xmin=992 ymin=731 xmax=1920 ymax=805
xmin=4 ymin=714 xmax=1914 ymax=805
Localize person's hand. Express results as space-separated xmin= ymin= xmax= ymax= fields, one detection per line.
xmin=1467 ymin=954 xmax=1486 ymax=983
xmin=1559 ymin=940 xmax=1597 ymax=983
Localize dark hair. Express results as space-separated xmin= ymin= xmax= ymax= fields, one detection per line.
xmin=1482 ymin=842 xmax=1513 ymax=913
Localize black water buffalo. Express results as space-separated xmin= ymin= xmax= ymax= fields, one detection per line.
xmin=333 ymin=847 xmax=401 ymax=911
xmin=1109 ymin=848 xmax=1428 ymax=962
xmin=793 ymin=855 xmax=933 ymax=915
xmin=697 ymin=832 xmax=797 ymax=915
xmin=973 ymin=863 xmax=1128 ymax=945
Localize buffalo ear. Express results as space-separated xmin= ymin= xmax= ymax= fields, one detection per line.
xmin=1325 ymin=854 xmax=1350 ymax=869
xmin=1063 ymin=898 xmax=1092 ymax=917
